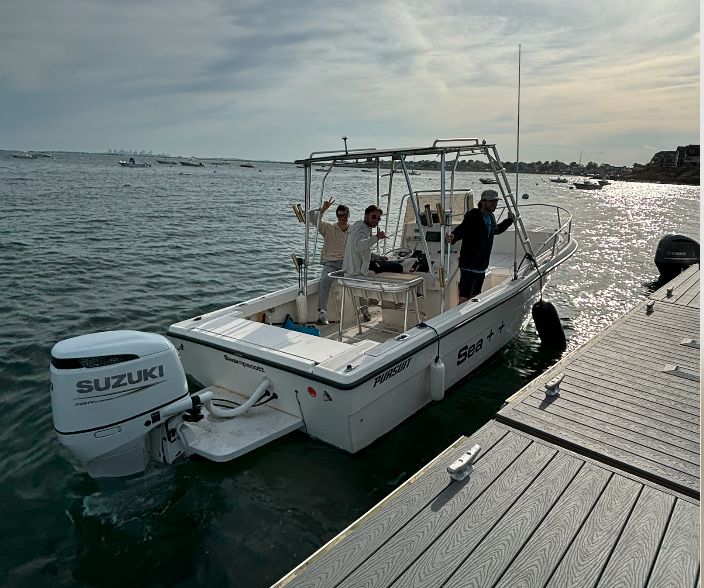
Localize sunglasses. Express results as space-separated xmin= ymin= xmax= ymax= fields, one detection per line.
xmin=369 ymin=214 xmax=382 ymax=220
xmin=337 ymin=213 xmax=349 ymax=218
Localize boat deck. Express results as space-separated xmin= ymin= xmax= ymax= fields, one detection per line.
xmin=272 ymin=266 xmax=701 ymax=588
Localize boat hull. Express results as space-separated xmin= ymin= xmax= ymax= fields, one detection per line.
xmin=167 ymin=264 xmax=557 ymax=454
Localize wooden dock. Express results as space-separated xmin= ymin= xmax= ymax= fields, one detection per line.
xmin=497 ymin=264 xmax=700 ymax=499
xmin=272 ymin=266 xmax=701 ymax=588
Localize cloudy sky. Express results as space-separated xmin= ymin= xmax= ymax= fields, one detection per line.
xmin=2 ymin=0 xmax=699 ymax=166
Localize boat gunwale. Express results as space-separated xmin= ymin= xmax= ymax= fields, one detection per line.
xmin=168 ymin=238 xmax=577 ymax=390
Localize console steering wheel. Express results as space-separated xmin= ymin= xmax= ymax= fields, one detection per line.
xmin=386 ymin=247 xmax=414 ymax=260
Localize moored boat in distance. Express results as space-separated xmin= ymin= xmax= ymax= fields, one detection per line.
xmin=180 ymin=158 xmax=204 ymax=167
xmin=479 ymin=177 xmax=498 ymax=184
xmin=12 ymin=153 xmax=36 ymax=159
xmin=119 ymin=157 xmax=151 ymax=168
xmin=573 ymin=179 xmax=601 ymax=190
xmin=240 ymin=162 xmax=255 ymax=168
xmin=48 ymin=137 xmax=577 ymax=479
xmin=549 ymin=177 xmax=568 ymax=183
xmin=156 ymin=159 xmax=179 ymax=165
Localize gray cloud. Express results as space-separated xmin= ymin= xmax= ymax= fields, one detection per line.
xmin=0 ymin=0 xmax=699 ymax=165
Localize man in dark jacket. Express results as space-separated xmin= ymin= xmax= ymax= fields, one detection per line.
xmin=445 ymin=189 xmax=514 ymax=303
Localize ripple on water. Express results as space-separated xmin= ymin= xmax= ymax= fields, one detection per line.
xmin=0 ymin=155 xmax=699 ymax=587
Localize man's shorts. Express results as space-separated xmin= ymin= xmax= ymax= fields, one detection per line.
xmin=458 ymin=270 xmax=485 ymax=298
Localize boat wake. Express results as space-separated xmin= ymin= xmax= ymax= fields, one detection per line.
xmin=81 ymin=465 xmax=178 ymax=526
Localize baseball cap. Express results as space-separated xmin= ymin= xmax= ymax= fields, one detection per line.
xmin=480 ymin=189 xmax=500 ymax=201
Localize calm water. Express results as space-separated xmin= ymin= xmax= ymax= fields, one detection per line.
xmin=0 ymin=152 xmax=699 ymax=587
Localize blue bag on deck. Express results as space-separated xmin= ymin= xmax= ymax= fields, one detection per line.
xmin=283 ymin=315 xmax=321 ymax=337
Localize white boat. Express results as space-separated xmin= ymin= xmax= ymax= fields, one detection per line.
xmin=240 ymin=162 xmax=255 ymax=168
xmin=49 ymin=137 xmax=576 ymax=478
xmin=180 ymin=159 xmax=204 ymax=167
xmin=479 ymin=177 xmax=498 ymax=184
xmin=119 ymin=158 xmax=151 ymax=168
xmin=156 ymin=159 xmax=179 ymax=165
xmin=549 ymin=177 xmax=568 ymax=183
xmin=573 ymin=180 xmax=601 ymax=190
xmin=12 ymin=153 xmax=36 ymax=159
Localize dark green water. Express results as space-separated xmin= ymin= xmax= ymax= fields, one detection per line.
xmin=0 ymin=151 xmax=698 ymax=587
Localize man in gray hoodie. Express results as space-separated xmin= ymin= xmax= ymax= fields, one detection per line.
xmin=342 ymin=205 xmax=402 ymax=320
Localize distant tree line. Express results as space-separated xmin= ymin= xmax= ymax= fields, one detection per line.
xmin=409 ymin=159 xmax=631 ymax=175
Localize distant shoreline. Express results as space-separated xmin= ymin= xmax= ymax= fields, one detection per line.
xmin=3 ymin=150 xmax=699 ymax=185
xmin=617 ymin=165 xmax=699 ymax=186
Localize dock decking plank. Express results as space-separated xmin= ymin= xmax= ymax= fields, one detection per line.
xmin=508 ymin=402 xmax=700 ymax=484
xmin=554 ymin=381 xmax=700 ymax=440
xmin=522 ymin=392 xmax=700 ymax=459
xmin=493 ymin=463 xmax=611 ymax=588
xmin=688 ymin=291 xmax=700 ymax=308
xmin=389 ymin=439 xmax=558 ymax=588
xmin=334 ymin=432 xmax=535 ymax=588
xmin=274 ymin=422 xmax=699 ymax=588
xmin=596 ymin=485 xmax=675 ymax=587
xmin=578 ymin=348 xmax=701 ymax=387
xmin=621 ymin=304 xmax=699 ymax=328
xmin=501 ymin=406 xmax=699 ymax=495
xmin=561 ymin=371 xmax=700 ymax=428
xmin=569 ymin=356 xmax=700 ymax=406
xmin=651 ymin=266 xmax=699 ymax=305
xmin=443 ymin=453 xmax=583 ymax=588
xmin=543 ymin=473 xmax=642 ymax=588
xmin=565 ymin=362 xmax=701 ymax=418
xmin=647 ymin=498 xmax=701 ymax=588
xmin=599 ymin=330 xmax=701 ymax=363
xmin=276 ymin=425 xmax=509 ymax=588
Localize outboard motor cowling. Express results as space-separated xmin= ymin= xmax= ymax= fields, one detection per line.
xmin=50 ymin=331 xmax=190 ymax=478
xmin=654 ymin=234 xmax=699 ymax=279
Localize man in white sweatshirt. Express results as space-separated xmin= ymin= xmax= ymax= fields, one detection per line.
xmin=342 ymin=205 xmax=402 ymax=320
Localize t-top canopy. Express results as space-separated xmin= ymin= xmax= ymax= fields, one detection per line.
xmin=294 ymin=138 xmax=498 ymax=165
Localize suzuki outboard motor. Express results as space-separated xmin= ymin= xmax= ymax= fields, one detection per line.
xmin=654 ymin=234 xmax=699 ymax=279
xmin=50 ymin=331 xmax=196 ymax=478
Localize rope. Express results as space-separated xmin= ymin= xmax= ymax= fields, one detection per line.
xmin=417 ymin=322 xmax=441 ymax=360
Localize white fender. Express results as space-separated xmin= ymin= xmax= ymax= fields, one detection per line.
xmin=429 ymin=357 xmax=445 ymax=401
xmin=296 ymin=291 xmax=308 ymax=324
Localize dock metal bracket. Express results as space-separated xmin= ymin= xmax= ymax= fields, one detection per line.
xmin=447 ymin=444 xmax=481 ymax=481
xmin=680 ymin=338 xmax=700 ymax=349
xmin=544 ymin=373 xmax=565 ymax=396
xmin=662 ymin=364 xmax=700 ymax=382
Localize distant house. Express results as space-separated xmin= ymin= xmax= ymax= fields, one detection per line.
xmin=651 ymin=150 xmax=677 ymax=166
xmin=675 ymin=145 xmax=700 ymax=167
